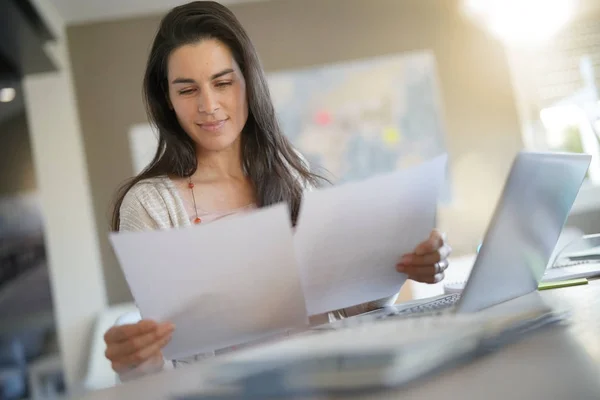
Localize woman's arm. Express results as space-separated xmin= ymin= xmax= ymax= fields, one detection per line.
xmin=111 ymin=185 xmax=171 ymax=383
xmin=119 ymin=185 xmax=162 ymax=232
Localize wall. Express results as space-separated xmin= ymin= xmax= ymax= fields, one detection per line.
xmin=66 ymin=0 xmax=523 ymax=304
xmin=0 ymin=113 xmax=36 ymax=196
xmin=567 ymin=210 xmax=600 ymax=235
xmin=24 ymin=0 xmax=108 ymax=391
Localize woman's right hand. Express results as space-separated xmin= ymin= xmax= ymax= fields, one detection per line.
xmin=104 ymin=320 xmax=175 ymax=372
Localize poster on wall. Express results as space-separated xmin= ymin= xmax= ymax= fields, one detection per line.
xmin=267 ymin=50 xmax=451 ymax=201
xmin=128 ymin=50 xmax=451 ymax=201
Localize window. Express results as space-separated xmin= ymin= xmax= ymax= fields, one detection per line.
xmin=506 ymin=14 xmax=600 ymax=183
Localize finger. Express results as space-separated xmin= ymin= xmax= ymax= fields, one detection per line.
xmin=408 ymin=272 xmax=445 ymax=284
xmin=414 ymin=230 xmax=445 ymax=256
xmin=104 ymin=322 xmax=174 ymax=360
xmin=408 ymin=252 xmax=441 ymax=266
xmin=401 ymin=244 xmax=452 ymax=266
xmin=105 ymin=323 xmax=174 ymax=361
xmin=104 ymin=320 xmax=160 ymax=344
xmin=116 ymin=333 xmax=172 ymax=368
xmin=112 ymin=351 xmax=164 ymax=373
xmin=398 ymin=259 xmax=449 ymax=276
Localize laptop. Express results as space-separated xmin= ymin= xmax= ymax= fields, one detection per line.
xmin=362 ymin=151 xmax=592 ymax=320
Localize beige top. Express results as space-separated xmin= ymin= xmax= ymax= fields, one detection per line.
xmin=116 ymin=175 xmax=399 ymax=381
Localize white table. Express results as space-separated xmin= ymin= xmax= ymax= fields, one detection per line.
xmin=78 ymin=281 xmax=600 ymax=400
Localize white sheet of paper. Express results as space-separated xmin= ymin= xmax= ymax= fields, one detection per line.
xmin=109 ymin=204 xmax=308 ymax=360
xmin=295 ymin=155 xmax=447 ymax=316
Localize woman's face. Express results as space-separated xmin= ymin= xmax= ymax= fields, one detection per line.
xmin=167 ymin=39 xmax=248 ymax=153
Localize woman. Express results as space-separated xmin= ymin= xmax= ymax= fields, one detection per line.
xmin=104 ymin=0 xmax=451 ymax=381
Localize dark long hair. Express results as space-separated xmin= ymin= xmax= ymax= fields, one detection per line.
xmin=111 ymin=1 xmax=325 ymax=231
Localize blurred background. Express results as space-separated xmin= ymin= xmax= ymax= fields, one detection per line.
xmin=0 ymin=0 xmax=599 ymax=398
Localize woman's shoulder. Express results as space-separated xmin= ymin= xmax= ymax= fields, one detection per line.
xmin=119 ymin=175 xmax=187 ymax=231
xmin=123 ymin=176 xmax=173 ymax=204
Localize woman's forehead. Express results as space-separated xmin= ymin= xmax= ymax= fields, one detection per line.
xmin=167 ymin=39 xmax=240 ymax=81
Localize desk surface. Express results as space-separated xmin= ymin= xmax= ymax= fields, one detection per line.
xmin=78 ymin=281 xmax=600 ymax=400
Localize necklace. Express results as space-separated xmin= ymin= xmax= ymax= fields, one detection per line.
xmin=188 ymin=177 xmax=202 ymax=224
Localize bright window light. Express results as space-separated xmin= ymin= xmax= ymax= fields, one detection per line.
xmin=540 ymin=104 xmax=600 ymax=184
xmin=464 ymin=0 xmax=576 ymax=45
xmin=0 ymin=87 xmax=16 ymax=103
xmin=540 ymin=105 xmax=583 ymax=148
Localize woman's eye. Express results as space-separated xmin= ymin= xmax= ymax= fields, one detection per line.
xmin=179 ymin=88 xmax=196 ymax=95
xmin=215 ymin=81 xmax=233 ymax=88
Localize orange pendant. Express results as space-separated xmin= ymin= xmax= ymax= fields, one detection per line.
xmin=194 ymin=217 xmax=202 ymax=224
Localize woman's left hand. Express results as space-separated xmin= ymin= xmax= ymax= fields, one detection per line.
xmin=396 ymin=230 xmax=451 ymax=284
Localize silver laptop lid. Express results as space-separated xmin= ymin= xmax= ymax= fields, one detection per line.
xmin=457 ymin=151 xmax=591 ymax=313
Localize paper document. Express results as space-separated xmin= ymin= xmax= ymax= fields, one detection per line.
xmin=109 ymin=204 xmax=308 ymax=360
xmin=295 ymin=155 xmax=447 ymax=316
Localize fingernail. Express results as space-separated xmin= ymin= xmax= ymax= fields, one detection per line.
xmin=401 ymin=255 xmax=412 ymax=264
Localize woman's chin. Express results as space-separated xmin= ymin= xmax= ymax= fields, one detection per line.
xmin=195 ymin=134 xmax=241 ymax=153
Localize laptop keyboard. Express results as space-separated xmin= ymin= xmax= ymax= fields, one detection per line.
xmin=377 ymin=293 xmax=462 ymax=319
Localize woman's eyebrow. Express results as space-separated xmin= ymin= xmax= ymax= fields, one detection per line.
xmin=170 ymin=68 xmax=234 ymax=85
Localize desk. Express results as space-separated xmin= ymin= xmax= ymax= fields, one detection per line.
xmin=78 ymin=281 xmax=600 ymax=400
xmin=545 ymin=279 xmax=600 ymax=365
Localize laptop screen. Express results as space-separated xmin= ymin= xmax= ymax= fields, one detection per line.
xmin=457 ymin=152 xmax=591 ymax=313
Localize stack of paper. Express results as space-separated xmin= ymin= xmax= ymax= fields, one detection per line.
xmin=109 ymin=155 xmax=447 ymax=359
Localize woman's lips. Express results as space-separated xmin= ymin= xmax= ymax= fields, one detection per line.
xmin=198 ymin=119 xmax=227 ymax=132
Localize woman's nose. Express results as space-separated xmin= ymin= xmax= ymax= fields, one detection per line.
xmin=197 ymin=89 xmax=218 ymax=114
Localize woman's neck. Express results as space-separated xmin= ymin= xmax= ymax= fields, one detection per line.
xmin=194 ymin=140 xmax=244 ymax=181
